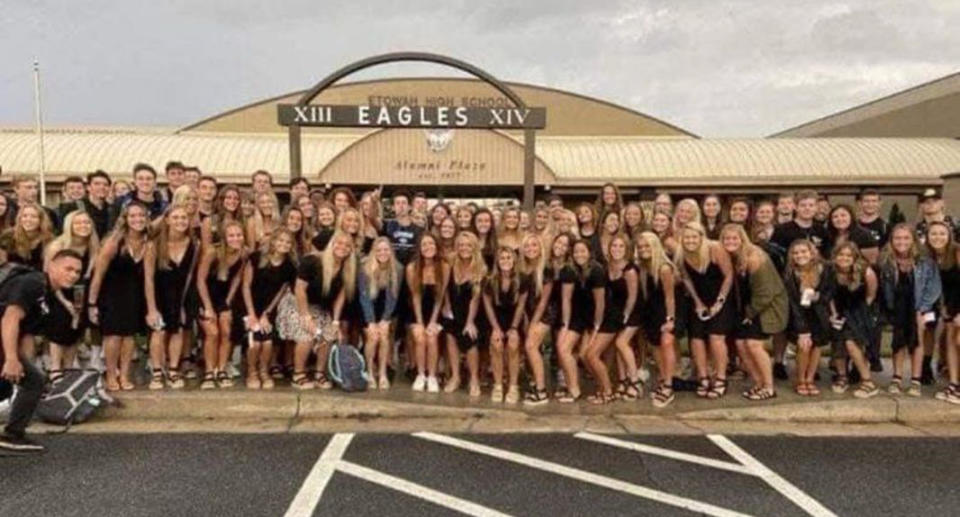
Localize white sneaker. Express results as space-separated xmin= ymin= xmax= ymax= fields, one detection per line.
xmin=227 ymin=363 xmax=241 ymax=379
xmin=412 ymin=374 xmax=427 ymax=392
xmin=426 ymin=376 xmax=440 ymax=393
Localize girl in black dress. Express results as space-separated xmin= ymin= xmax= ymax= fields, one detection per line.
xmin=634 ymin=232 xmax=678 ymax=408
xmin=0 ymin=204 xmax=53 ymax=270
xmin=575 ymin=203 xmax=601 ymax=260
xmin=879 ymin=224 xmax=941 ymax=397
xmin=358 ymin=237 xmax=402 ymax=390
xmin=927 ymin=222 xmax=960 ymax=404
xmin=784 ymin=239 xmax=835 ymax=397
xmin=89 ymin=201 xmax=150 ymax=392
xmin=311 ymin=201 xmax=337 ymax=252
xmin=281 ymin=205 xmax=313 ymax=257
xmin=584 ymin=234 xmax=638 ymax=404
xmin=197 ymin=220 xmax=248 ymax=389
xmin=596 ymin=182 xmax=623 ymax=217
xmin=472 ymin=208 xmax=497 ymax=271
xmin=294 ymin=194 xmax=318 ymax=239
xmin=825 ymin=204 xmax=879 ymax=265
xmin=406 ymin=233 xmax=448 ymax=393
xmin=287 ymin=232 xmax=355 ymax=390
xmin=556 ymin=239 xmax=606 ymax=403
xmin=443 ymin=231 xmax=487 ymax=397
xmin=434 ymin=216 xmax=457 ymax=261
xmin=245 ymin=191 xmax=279 ymax=249
xmin=43 ymin=210 xmax=98 ymax=385
xmin=359 ymin=190 xmax=383 ymax=250
xmin=651 ymin=210 xmax=677 ymax=258
xmin=483 ymin=247 xmax=528 ymax=404
xmin=144 ymin=204 xmax=199 ymax=390
xmin=497 ymin=207 xmax=523 ymax=252
xmin=829 ymin=242 xmax=880 ymax=398
xmin=429 ymin=202 xmax=451 ymax=232
xmin=623 ymin=202 xmax=645 ymax=238
xmin=240 ymin=229 xmax=297 ymax=390
xmin=675 ymin=222 xmax=735 ymax=399
xmin=596 ymin=211 xmax=621 ymax=264
xmin=455 ymin=206 xmax=474 ymax=231
xmin=701 ymin=195 xmax=724 ymax=241
xmin=201 ymin=184 xmax=244 ymax=252
xmin=519 ymin=233 xmax=555 ymax=405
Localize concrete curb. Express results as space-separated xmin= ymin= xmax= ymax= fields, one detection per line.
xmin=100 ymin=391 xmax=960 ymax=426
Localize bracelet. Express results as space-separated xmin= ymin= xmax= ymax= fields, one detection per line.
xmin=716 ymin=295 xmax=726 ymax=304
xmin=665 ymin=316 xmax=675 ymax=322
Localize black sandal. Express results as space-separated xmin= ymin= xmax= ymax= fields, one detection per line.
xmin=746 ymin=387 xmax=777 ymax=401
xmin=200 ymin=372 xmax=216 ymax=390
xmin=48 ymin=369 xmax=64 ymax=385
xmin=623 ymin=379 xmax=644 ymax=400
xmin=556 ymin=390 xmax=582 ymax=403
xmin=291 ymin=371 xmax=314 ymax=390
xmin=149 ymin=368 xmax=165 ymax=390
xmin=166 ymin=367 xmax=185 ymax=389
xmin=523 ymin=388 xmax=550 ymax=406
xmin=707 ymin=378 xmax=727 ymax=399
xmin=696 ymin=377 xmax=711 ymax=398
xmin=588 ymin=391 xmax=614 ymax=405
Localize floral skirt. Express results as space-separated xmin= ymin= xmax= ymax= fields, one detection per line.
xmin=276 ymin=292 xmax=337 ymax=343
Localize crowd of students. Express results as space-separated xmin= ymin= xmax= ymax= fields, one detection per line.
xmin=2 ymin=160 xmax=960 ymax=411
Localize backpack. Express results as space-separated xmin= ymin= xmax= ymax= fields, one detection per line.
xmin=326 ymin=342 xmax=369 ymax=392
xmin=37 ymin=369 xmax=107 ymax=426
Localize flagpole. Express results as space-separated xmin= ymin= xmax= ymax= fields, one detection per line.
xmin=33 ymin=59 xmax=47 ymax=206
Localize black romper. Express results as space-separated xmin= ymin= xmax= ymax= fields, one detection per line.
xmin=444 ymin=277 xmax=482 ymax=352
xmin=634 ymin=271 xmax=673 ymax=345
xmin=486 ymin=276 xmax=528 ymax=331
xmin=600 ymin=263 xmax=637 ymax=334
xmin=154 ymin=240 xmax=198 ymax=331
xmin=99 ymin=240 xmax=147 ymax=336
xmin=523 ymin=268 xmax=555 ymax=327
xmin=205 ymin=255 xmax=245 ymax=313
xmin=832 ymin=279 xmax=873 ymax=350
xmin=684 ymin=260 xmax=736 ymax=340
xmin=941 ymin=263 xmax=960 ymax=319
xmin=890 ymin=269 xmax=919 ymax=352
xmin=44 ymin=250 xmax=90 ymax=345
xmin=560 ymin=262 xmax=606 ymax=334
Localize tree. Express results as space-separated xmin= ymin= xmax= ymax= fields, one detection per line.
xmin=888 ymin=202 xmax=906 ymax=226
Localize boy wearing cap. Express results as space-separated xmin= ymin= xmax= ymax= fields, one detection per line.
xmin=916 ymin=188 xmax=960 ymax=243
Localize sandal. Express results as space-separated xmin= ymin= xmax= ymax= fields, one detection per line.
xmin=556 ymin=390 xmax=582 ymax=404
xmin=48 ymin=369 xmax=65 ymax=385
xmin=622 ymin=379 xmax=644 ymax=400
xmin=746 ymin=387 xmax=777 ymax=401
xmin=291 ymin=371 xmax=315 ymax=390
xmin=615 ymin=378 xmax=629 ymax=399
xmin=523 ymin=388 xmax=550 ymax=406
xmin=853 ymin=380 xmax=879 ymax=399
xmin=148 ymin=368 xmax=165 ymax=390
xmin=269 ymin=365 xmax=284 ymax=380
xmin=200 ymin=372 xmax=217 ymax=390
xmin=652 ymin=383 xmax=675 ymax=408
xmin=806 ymin=383 xmax=821 ymax=396
xmin=696 ymin=377 xmax=711 ymax=398
xmin=707 ymin=378 xmax=727 ymax=400
xmin=743 ymin=385 xmax=763 ymax=399
xmin=887 ymin=375 xmax=903 ymax=394
xmin=831 ymin=376 xmax=849 ymax=394
xmin=588 ymin=391 xmax=614 ymax=405
xmin=166 ymin=367 xmax=185 ymax=389
xmin=247 ymin=374 xmax=262 ymax=390
xmin=794 ymin=383 xmax=810 ymax=396
xmin=216 ymin=370 xmax=234 ymax=389
xmin=314 ymin=372 xmax=333 ymax=390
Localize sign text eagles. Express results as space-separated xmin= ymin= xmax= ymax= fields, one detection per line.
xmin=278 ymin=104 xmax=546 ymax=129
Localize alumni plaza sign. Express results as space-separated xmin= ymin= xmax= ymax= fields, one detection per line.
xmin=278 ymin=104 xmax=546 ymax=129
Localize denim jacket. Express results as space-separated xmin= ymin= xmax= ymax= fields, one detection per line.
xmin=881 ymin=256 xmax=942 ymax=314
xmin=357 ymin=264 xmax=401 ymax=324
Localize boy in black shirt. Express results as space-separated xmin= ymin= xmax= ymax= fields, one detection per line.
xmin=771 ymin=190 xmax=828 ymax=256
xmin=0 ymin=250 xmax=83 ymax=453
xmin=58 ymin=170 xmax=113 ymax=238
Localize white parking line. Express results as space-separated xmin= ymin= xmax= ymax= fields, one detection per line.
xmin=575 ymin=432 xmax=754 ymax=475
xmin=708 ymin=435 xmax=838 ymax=517
xmin=338 ymin=460 xmax=514 ymax=517
xmin=414 ymin=432 xmax=752 ymax=517
xmin=284 ymin=433 xmax=354 ymax=517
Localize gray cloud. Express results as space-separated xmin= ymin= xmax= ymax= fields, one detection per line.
xmin=0 ymin=0 xmax=957 ymax=136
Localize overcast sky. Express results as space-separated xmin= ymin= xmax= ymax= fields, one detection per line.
xmin=1 ymin=0 xmax=957 ymax=137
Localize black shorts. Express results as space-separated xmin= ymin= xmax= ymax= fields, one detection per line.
xmin=687 ymin=299 xmax=736 ymax=341
xmin=734 ymin=318 xmax=768 ymax=341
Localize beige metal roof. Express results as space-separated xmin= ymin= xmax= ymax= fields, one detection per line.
xmin=0 ymin=127 xmax=354 ymax=182
xmin=2 ymin=128 xmax=958 ymax=186
xmin=535 ymin=137 xmax=960 ymax=185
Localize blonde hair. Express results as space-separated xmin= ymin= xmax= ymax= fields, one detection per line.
xmin=785 ymin=239 xmax=824 ymax=290
xmin=252 ymin=191 xmax=279 ymax=245
xmin=636 ymin=231 xmax=675 ymax=299
xmin=832 ymin=242 xmax=867 ymax=291
xmin=719 ymin=223 xmax=761 ymax=274
xmin=155 ymin=204 xmax=193 ymax=271
xmin=8 ymin=204 xmax=53 ymax=261
xmin=487 ymin=246 xmax=520 ymax=307
xmin=362 ymin=236 xmax=400 ymax=300
xmin=881 ymin=223 xmax=921 ymax=268
xmin=673 ymin=198 xmax=702 ymax=235
xmin=518 ymin=233 xmax=546 ymax=299
xmin=214 ymin=220 xmax=247 ymax=281
xmin=452 ymin=231 xmax=487 ymax=296
xmin=46 ymin=210 xmax=100 ymax=277
xmin=674 ymin=221 xmax=711 ymax=276
xmin=258 ymin=228 xmax=297 ymax=268
xmin=321 ymin=232 xmax=357 ymax=302
xmin=336 ymin=206 xmax=366 ymax=252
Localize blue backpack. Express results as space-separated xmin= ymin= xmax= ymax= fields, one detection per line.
xmin=327 ymin=342 xmax=369 ymax=392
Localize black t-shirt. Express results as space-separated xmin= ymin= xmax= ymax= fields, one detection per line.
xmin=858 ymin=217 xmax=889 ymax=249
xmin=296 ymin=255 xmax=342 ymax=310
xmin=59 ymin=197 xmax=112 ymax=239
xmin=771 ymin=221 xmax=828 ymax=254
xmin=824 ymin=225 xmax=878 ymax=258
xmin=560 ymin=262 xmax=606 ymax=317
xmin=0 ymin=271 xmax=50 ymax=361
xmin=385 ymin=219 xmax=422 ymax=265
xmin=311 ymin=227 xmax=335 ymax=252
xmin=249 ymin=251 xmax=297 ymax=314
